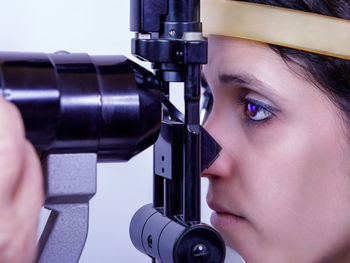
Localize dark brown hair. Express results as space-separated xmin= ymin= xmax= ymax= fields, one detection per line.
xmin=237 ymin=0 xmax=350 ymax=125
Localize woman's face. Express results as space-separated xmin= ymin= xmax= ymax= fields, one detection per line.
xmin=202 ymin=35 xmax=350 ymax=263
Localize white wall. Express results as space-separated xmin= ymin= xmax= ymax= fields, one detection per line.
xmin=0 ymin=1 xmax=243 ymax=262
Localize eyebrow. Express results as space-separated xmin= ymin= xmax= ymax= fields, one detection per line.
xmin=219 ymin=73 xmax=271 ymax=91
xmin=219 ymin=73 xmax=250 ymax=85
xmin=201 ymin=69 xmax=282 ymax=102
xmin=217 ymin=72 xmax=283 ymax=100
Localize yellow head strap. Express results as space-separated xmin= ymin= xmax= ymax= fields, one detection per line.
xmin=201 ymin=0 xmax=350 ymax=60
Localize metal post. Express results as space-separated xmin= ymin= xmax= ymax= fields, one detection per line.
xmin=36 ymin=153 xmax=97 ymax=263
xmin=184 ymin=64 xmax=201 ymax=223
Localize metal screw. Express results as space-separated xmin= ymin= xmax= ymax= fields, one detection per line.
xmin=54 ymin=50 xmax=70 ymax=55
xmin=169 ymin=29 xmax=176 ymax=37
xmin=147 ymin=235 xmax=153 ymax=248
xmin=176 ymin=51 xmax=183 ymax=57
xmin=192 ymin=243 xmax=209 ymax=258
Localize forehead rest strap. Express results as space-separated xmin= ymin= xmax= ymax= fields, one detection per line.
xmin=201 ymin=0 xmax=350 ymax=60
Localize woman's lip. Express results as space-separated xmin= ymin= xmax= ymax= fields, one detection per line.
xmin=207 ymin=201 xmax=245 ymax=219
xmin=211 ymin=211 xmax=246 ymax=228
xmin=216 ymin=211 xmax=245 ymax=220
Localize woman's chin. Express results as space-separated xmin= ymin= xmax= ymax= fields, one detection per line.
xmin=210 ymin=212 xmax=253 ymax=262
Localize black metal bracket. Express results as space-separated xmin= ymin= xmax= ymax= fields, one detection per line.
xmin=130 ymin=0 xmax=168 ymax=33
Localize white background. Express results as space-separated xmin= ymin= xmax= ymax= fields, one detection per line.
xmin=0 ymin=0 xmax=243 ymax=262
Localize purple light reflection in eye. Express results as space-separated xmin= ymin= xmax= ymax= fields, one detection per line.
xmin=248 ymin=103 xmax=257 ymax=113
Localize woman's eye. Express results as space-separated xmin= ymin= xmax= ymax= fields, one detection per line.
xmin=243 ymin=99 xmax=273 ymax=122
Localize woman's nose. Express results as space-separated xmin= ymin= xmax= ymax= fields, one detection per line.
xmin=201 ymin=147 xmax=234 ymax=178
xmin=201 ymin=116 xmax=235 ymax=179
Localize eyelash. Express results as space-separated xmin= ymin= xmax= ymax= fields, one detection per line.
xmin=200 ymin=75 xmax=278 ymax=126
xmin=238 ymin=96 xmax=275 ymax=124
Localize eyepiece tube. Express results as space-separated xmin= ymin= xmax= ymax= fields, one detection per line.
xmin=0 ymin=52 xmax=161 ymax=161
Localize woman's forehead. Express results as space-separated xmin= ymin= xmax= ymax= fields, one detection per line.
xmin=205 ymin=35 xmax=287 ymax=86
xmin=207 ymin=35 xmax=278 ymax=65
xmin=204 ymin=35 xmax=319 ymax=105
